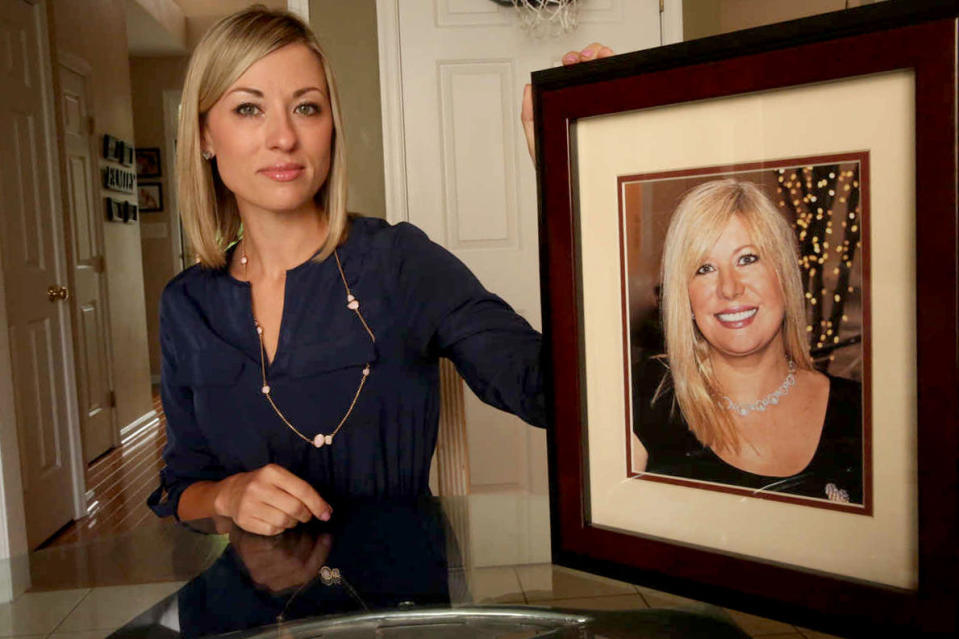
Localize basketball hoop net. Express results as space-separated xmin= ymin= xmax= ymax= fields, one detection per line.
xmin=511 ymin=0 xmax=579 ymax=38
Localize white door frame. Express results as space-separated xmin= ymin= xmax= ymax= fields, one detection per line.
xmin=287 ymin=0 xmax=309 ymax=23
xmin=0 ymin=241 xmax=30 ymax=596
xmin=0 ymin=0 xmax=86 ymax=581
xmin=376 ymin=0 xmax=409 ymax=224
xmin=375 ymin=0 xmax=684 ymax=224
xmin=162 ymin=89 xmax=185 ymax=272
xmin=660 ymin=0 xmax=684 ymax=45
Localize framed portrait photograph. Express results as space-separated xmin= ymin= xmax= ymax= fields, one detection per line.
xmin=136 ymin=147 xmax=161 ymax=178
xmin=138 ymin=183 xmax=163 ymax=212
xmin=533 ymin=2 xmax=957 ymax=636
xmin=620 ymin=152 xmax=872 ymax=516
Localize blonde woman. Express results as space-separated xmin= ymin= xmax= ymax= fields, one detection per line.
xmin=631 ymin=180 xmax=863 ymax=503
xmin=147 ymin=6 xmax=610 ymax=535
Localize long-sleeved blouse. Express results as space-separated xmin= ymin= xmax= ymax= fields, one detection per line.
xmin=148 ymin=217 xmax=545 ymax=518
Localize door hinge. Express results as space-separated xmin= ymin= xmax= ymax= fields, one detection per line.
xmin=108 ymin=390 xmax=116 ymax=408
xmin=659 ymin=0 xmax=664 ymax=13
xmin=86 ymin=115 xmax=95 ymax=136
xmin=94 ymin=255 xmax=105 ymax=273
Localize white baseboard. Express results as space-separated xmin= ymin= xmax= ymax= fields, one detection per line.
xmin=0 ymin=553 xmax=30 ymax=603
xmin=120 ymin=409 xmax=159 ymax=445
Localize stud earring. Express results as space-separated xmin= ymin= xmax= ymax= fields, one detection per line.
xmin=201 ymin=150 xmax=214 ymax=160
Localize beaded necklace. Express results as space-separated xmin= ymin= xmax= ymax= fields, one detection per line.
xmin=241 ymin=243 xmax=375 ymax=448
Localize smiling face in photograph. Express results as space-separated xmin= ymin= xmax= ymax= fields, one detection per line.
xmin=687 ymin=214 xmax=786 ymax=359
xmin=202 ymin=43 xmax=333 ymax=216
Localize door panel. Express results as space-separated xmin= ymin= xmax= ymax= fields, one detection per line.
xmin=0 ymin=0 xmax=77 ymax=547
xmin=80 ymin=302 xmax=107 ymax=415
xmin=10 ymin=113 xmax=45 ymax=267
xmin=22 ymin=319 xmax=62 ymax=473
xmin=439 ymin=62 xmax=518 ymax=248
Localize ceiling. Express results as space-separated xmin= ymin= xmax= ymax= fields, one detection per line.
xmin=126 ymin=0 xmax=187 ymax=56
xmin=126 ymin=0 xmax=288 ymax=57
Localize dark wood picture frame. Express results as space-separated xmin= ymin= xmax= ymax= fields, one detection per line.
xmin=138 ymin=182 xmax=163 ymax=213
xmin=123 ymin=201 xmax=138 ymax=223
xmin=533 ymin=1 xmax=957 ymax=636
xmin=104 ymin=197 xmax=121 ymax=222
xmin=136 ymin=147 xmax=162 ymax=178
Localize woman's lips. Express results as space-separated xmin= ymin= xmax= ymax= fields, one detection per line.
xmin=259 ymin=164 xmax=304 ymax=182
xmin=715 ymin=307 xmax=758 ymax=328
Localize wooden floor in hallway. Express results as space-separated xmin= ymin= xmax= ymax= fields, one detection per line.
xmin=44 ymin=393 xmax=167 ymax=548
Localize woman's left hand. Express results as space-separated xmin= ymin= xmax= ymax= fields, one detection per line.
xmin=521 ymin=42 xmax=615 ymax=163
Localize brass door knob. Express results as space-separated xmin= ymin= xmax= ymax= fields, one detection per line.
xmin=47 ymin=285 xmax=70 ymax=302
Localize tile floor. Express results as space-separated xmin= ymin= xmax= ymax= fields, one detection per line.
xmin=0 ymin=582 xmax=182 ymax=639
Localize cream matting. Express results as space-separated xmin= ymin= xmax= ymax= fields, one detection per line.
xmin=574 ymin=70 xmax=917 ymax=589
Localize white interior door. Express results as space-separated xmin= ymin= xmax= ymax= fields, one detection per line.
xmin=163 ymin=89 xmax=187 ymax=271
xmin=0 ymin=0 xmax=80 ymax=547
xmin=58 ymin=56 xmax=118 ymax=464
xmin=387 ymin=0 xmax=666 ymax=494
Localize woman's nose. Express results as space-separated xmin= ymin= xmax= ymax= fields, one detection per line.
xmin=718 ymin=267 xmax=744 ymax=299
xmin=266 ymin=112 xmax=297 ymax=151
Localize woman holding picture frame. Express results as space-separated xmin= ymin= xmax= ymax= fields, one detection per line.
xmin=147 ymin=5 xmax=611 ymax=536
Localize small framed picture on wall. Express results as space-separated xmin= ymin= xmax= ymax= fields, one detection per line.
xmin=136 ymin=148 xmax=162 ymax=178
xmin=138 ymin=183 xmax=163 ymax=212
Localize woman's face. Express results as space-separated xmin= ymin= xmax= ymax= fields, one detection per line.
xmin=687 ymin=214 xmax=786 ymax=359
xmin=202 ymin=43 xmax=333 ymax=216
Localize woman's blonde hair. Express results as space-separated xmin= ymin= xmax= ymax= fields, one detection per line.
xmin=660 ymin=179 xmax=813 ymax=453
xmin=176 ymin=6 xmax=348 ymax=268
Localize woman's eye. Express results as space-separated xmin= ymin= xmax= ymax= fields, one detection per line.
xmin=738 ymin=253 xmax=759 ymax=266
xmin=695 ymin=263 xmax=715 ymax=276
xmin=234 ymin=103 xmax=261 ymax=117
xmin=294 ymin=102 xmax=320 ymax=116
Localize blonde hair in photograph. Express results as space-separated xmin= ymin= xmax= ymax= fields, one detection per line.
xmin=177 ymin=6 xmax=348 ymax=268
xmin=660 ymin=179 xmax=814 ymax=453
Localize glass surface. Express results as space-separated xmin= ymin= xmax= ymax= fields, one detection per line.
xmin=12 ymin=496 xmax=749 ymax=639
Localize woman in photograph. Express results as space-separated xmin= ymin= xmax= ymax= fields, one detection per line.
xmin=147 ymin=6 xmax=611 ymax=535
xmin=631 ymin=179 xmax=863 ymax=504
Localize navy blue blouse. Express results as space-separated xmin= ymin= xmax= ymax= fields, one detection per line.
xmin=148 ymin=217 xmax=545 ymax=518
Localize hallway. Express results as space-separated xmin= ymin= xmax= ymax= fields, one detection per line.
xmin=44 ymin=394 xmax=166 ymax=548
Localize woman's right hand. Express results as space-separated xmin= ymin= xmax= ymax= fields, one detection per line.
xmin=213 ymin=463 xmax=332 ymax=536
xmin=521 ymin=42 xmax=614 ymax=163
xmin=231 ymin=525 xmax=332 ymax=592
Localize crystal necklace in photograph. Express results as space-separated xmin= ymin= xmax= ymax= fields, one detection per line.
xmin=241 ymin=242 xmax=375 ymax=448
xmin=722 ymin=359 xmax=797 ymax=417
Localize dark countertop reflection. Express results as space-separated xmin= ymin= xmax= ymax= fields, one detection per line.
xmin=92 ymin=497 xmax=748 ymax=639
xmin=179 ymin=499 xmax=454 ymax=636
